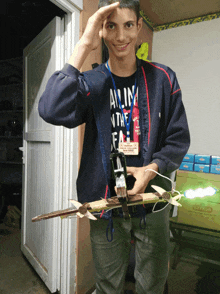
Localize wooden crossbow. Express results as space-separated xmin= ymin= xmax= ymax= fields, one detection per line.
xmin=32 ymin=151 xmax=182 ymax=223
xmin=32 ymin=186 xmax=182 ymax=222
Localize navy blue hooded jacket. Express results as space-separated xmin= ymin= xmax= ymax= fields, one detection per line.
xmin=38 ymin=58 xmax=190 ymax=206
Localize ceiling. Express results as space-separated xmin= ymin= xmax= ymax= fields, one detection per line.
xmin=140 ymin=0 xmax=220 ymax=26
xmin=1 ymin=0 xmax=220 ymax=60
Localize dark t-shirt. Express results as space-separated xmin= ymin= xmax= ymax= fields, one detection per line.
xmin=110 ymin=72 xmax=143 ymax=168
xmin=109 ymin=72 xmax=144 ymax=209
xmin=109 ymin=73 xmax=168 ymax=217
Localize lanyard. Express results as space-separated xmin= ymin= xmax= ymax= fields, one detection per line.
xmin=107 ymin=60 xmax=137 ymax=143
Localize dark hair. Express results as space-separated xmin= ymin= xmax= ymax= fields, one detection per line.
xmin=98 ymin=0 xmax=140 ymax=21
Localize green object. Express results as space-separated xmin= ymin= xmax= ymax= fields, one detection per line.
xmin=136 ymin=42 xmax=149 ymax=61
xmin=171 ymin=171 xmax=220 ymax=231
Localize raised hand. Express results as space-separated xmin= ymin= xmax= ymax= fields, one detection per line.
xmin=68 ymin=2 xmax=120 ymax=69
xmin=81 ymin=2 xmax=120 ymax=51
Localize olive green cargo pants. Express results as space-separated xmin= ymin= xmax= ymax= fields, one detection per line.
xmin=90 ymin=204 xmax=171 ymax=294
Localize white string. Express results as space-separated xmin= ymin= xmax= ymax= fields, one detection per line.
xmin=92 ymin=209 xmax=112 ymax=216
xmin=145 ymin=168 xmax=181 ymax=213
xmin=152 ymin=202 xmax=170 ymax=213
xmin=145 ymin=168 xmax=174 ymax=187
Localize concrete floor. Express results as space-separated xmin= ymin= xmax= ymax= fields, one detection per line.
xmin=1 ymin=222 xmax=220 ymax=294
xmin=0 ymin=223 xmax=50 ymax=294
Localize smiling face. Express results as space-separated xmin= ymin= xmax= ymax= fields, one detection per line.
xmin=102 ymin=8 xmax=142 ymax=62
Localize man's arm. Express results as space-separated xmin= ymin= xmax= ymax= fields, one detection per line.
xmin=38 ymin=2 xmax=120 ymax=128
xmin=151 ymin=76 xmax=190 ymax=175
xmin=68 ymin=2 xmax=119 ymax=70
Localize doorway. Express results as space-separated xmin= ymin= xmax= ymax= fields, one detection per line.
xmin=0 ymin=1 xmax=66 ymax=293
xmin=0 ymin=0 xmax=66 ymax=219
xmin=1 ymin=1 xmax=95 ymax=293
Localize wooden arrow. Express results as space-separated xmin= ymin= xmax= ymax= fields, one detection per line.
xmin=32 ymin=186 xmax=182 ymax=222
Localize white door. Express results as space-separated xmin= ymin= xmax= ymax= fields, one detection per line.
xmin=21 ymin=16 xmax=65 ymax=293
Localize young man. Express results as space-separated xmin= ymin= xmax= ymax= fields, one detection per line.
xmin=38 ymin=1 xmax=190 ymax=293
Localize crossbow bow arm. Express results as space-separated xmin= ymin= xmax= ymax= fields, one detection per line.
xmin=151 ymin=185 xmax=182 ymax=207
xmin=69 ymin=199 xmax=97 ymax=220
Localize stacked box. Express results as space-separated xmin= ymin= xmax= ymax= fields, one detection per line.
xmin=211 ymin=156 xmax=220 ymax=165
xmin=179 ymin=162 xmax=194 ymax=171
xmin=210 ymin=156 xmax=220 ymax=174
xmin=179 ymin=154 xmax=220 ymax=174
xmin=183 ymin=153 xmax=195 ymax=163
xmin=179 ymin=153 xmax=194 ymax=171
xmin=211 ymin=165 xmax=220 ymax=174
xmin=194 ymin=164 xmax=210 ymax=173
xmin=195 ymin=155 xmax=211 ymax=165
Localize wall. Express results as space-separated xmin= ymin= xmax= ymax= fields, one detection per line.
xmin=80 ymin=0 xmax=102 ymax=72
xmin=77 ymin=0 xmax=101 ymax=166
xmin=76 ymin=1 xmax=99 ymax=293
xmin=138 ymin=21 xmax=153 ymax=60
xmin=152 ymin=18 xmax=220 ymax=156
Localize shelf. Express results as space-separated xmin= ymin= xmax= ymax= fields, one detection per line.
xmin=0 ymin=82 xmax=23 ymax=87
xmin=0 ymin=136 xmax=22 ymax=139
xmin=0 ymin=161 xmax=22 ymax=165
xmin=0 ymin=110 xmax=23 ymax=113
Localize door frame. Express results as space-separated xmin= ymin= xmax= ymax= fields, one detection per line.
xmin=22 ymin=16 xmax=66 ymax=293
xmin=49 ymin=1 xmax=83 ymax=293
xmin=22 ymin=0 xmax=82 ymax=293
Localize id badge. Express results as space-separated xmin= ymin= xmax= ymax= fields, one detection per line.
xmin=118 ymin=142 xmax=139 ymax=155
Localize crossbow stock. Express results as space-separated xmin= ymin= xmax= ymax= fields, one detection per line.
xmin=33 ymin=151 xmax=182 ymax=222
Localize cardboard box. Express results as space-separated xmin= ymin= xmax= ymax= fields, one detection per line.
xmin=195 ymin=155 xmax=211 ymax=165
xmin=171 ymin=171 xmax=220 ymax=231
xmin=183 ymin=153 xmax=195 ymax=163
xmin=210 ymin=165 xmax=220 ymax=175
xmin=179 ymin=162 xmax=194 ymax=171
xmin=211 ymin=156 xmax=220 ymax=165
xmin=194 ymin=164 xmax=210 ymax=173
